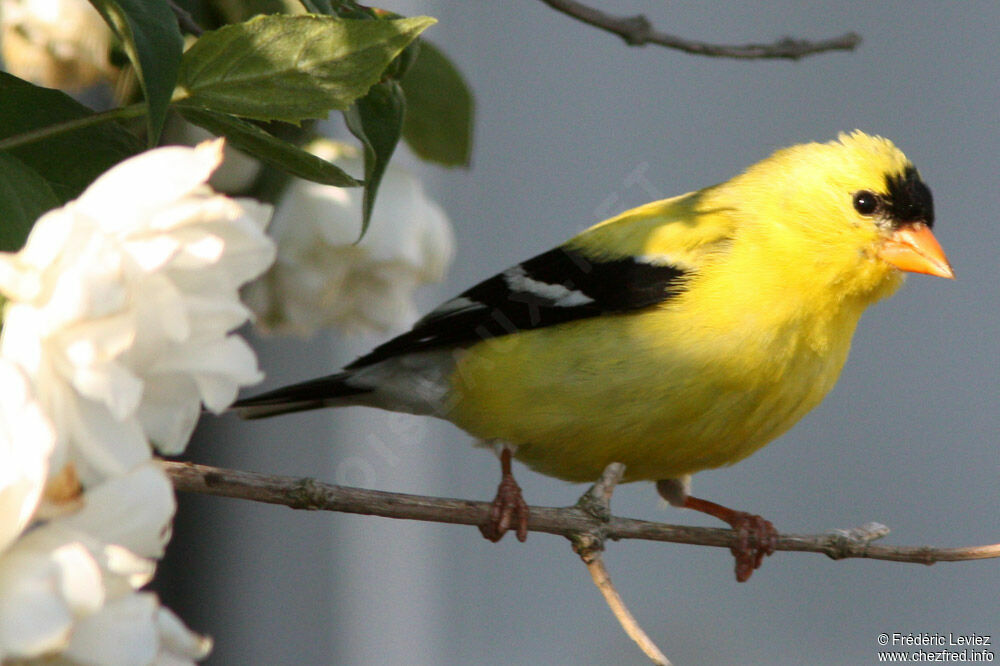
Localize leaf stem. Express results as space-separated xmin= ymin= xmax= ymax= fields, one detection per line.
xmin=0 ymin=103 xmax=148 ymax=152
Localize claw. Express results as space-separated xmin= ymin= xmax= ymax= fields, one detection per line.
xmin=728 ymin=511 xmax=777 ymax=582
xmin=682 ymin=495 xmax=777 ymax=582
xmin=479 ymin=447 xmax=529 ymax=542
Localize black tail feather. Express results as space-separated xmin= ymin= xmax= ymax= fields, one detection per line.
xmin=233 ymin=372 xmax=370 ymax=419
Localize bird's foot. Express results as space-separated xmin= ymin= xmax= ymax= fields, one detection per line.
xmin=683 ymin=495 xmax=777 ymax=582
xmin=726 ymin=511 xmax=777 ymax=582
xmin=479 ymin=446 xmax=529 ymax=542
xmin=480 ymin=472 xmax=529 ymax=542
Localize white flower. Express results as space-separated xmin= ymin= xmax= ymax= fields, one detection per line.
xmin=0 ymin=141 xmax=276 ymax=484
xmin=0 ymin=0 xmax=115 ymax=90
xmin=0 ymin=357 xmax=54 ymax=553
xmin=0 ymin=462 xmax=212 ymax=664
xmin=244 ymin=140 xmax=454 ymax=336
xmin=0 ymin=371 xmax=206 ymax=664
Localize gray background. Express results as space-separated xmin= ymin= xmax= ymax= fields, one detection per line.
xmin=163 ymin=2 xmax=1000 ymax=664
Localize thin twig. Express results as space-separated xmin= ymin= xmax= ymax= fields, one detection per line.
xmin=161 ymin=461 xmax=1000 ymax=566
xmin=585 ymin=554 xmax=671 ymax=665
xmin=539 ymin=0 xmax=861 ymax=60
xmin=168 ymin=0 xmax=203 ymax=36
xmin=572 ymin=463 xmax=671 ymax=665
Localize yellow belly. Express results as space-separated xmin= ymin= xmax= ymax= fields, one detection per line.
xmin=446 ymin=304 xmax=856 ymax=483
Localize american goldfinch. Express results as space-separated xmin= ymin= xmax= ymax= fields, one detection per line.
xmin=235 ymin=132 xmax=952 ymax=581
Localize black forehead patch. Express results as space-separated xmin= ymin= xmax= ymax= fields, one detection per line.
xmin=885 ymin=165 xmax=934 ymax=228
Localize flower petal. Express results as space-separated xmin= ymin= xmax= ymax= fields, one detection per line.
xmin=60 ymin=462 xmax=175 ymax=559
xmin=76 ymin=141 xmax=225 ymax=230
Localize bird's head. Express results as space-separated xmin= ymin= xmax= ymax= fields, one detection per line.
xmin=728 ymin=131 xmax=953 ymax=300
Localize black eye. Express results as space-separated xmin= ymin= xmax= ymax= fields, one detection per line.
xmin=852 ymin=191 xmax=880 ymax=215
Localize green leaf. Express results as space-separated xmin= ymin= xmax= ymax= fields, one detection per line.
xmin=178 ymin=107 xmax=360 ymax=187
xmin=0 ymin=73 xmax=142 ymax=202
xmin=175 ymin=14 xmax=435 ymax=123
xmin=400 ymin=40 xmax=473 ymax=166
xmin=88 ymin=0 xmax=183 ymax=145
xmin=0 ymin=154 xmax=60 ymax=252
xmin=344 ymin=79 xmax=404 ymax=237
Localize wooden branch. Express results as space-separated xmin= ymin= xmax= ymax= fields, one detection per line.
xmin=539 ymin=0 xmax=860 ymax=60
xmin=161 ymin=460 xmax=1000 ymax=566
xmin=163 ymin=459 xmax=999 ymax=666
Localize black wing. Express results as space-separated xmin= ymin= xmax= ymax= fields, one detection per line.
xmin=347 ymin=245 xmax=689 ymax=369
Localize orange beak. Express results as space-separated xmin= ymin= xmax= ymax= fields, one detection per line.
xmin=877 ymin=223 xmax=954 ymax=279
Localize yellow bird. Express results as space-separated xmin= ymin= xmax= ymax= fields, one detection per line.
xmin=235 ymin=132 xmax=953 ymax=581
